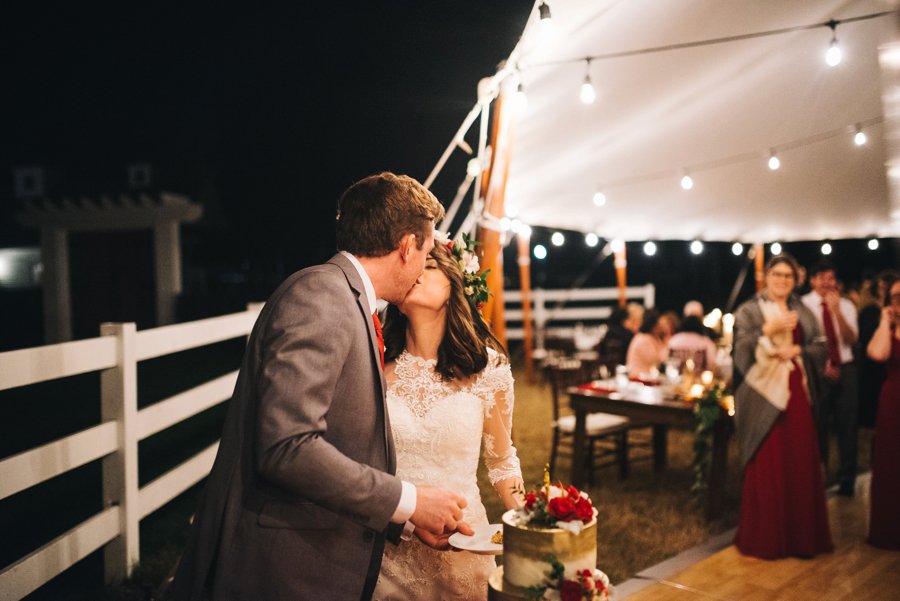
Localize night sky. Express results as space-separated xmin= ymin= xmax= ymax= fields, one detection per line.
xmin=2 ymin=2 xmax=897 ymax=336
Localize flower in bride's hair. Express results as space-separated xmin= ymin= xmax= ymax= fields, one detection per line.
xmin=444 ymin=233 xmax=491 ymax=310
xmin=462 ymin=252 xmax=480 ymax=274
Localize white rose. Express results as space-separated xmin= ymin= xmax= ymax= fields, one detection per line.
xmin=463 ymin=252 xmax=480 ymax=274
xmin=465 ymin=286 xmax=474 ymax=297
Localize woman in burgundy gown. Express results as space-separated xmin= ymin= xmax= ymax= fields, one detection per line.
xmin=867 ymin=279 xmax=900 ymax=550
xmin=732 ymin=254 xmax=833 ymax=559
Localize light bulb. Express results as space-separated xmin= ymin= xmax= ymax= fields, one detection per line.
xmin=854 ymin=130 xmax=868 ymax=146
xmin=610 ymin=239 xmax=625 ymax=254
xmin=821 ymin=242 xmax=833 ymax=255
xmin=731 ymin=242 xmax=743 ymax=256
xmin=466 ymin=158 xmax=481 ymax=178
xmin=771 ymin=242 xmax=782 ymax=255
xmin=580 ymin=78 xmax=596 ymax=104
xmin=592 ymin=191 xmax=606 ymax=207
xmin=868 ymin=238 xmax=879 ymax=250
xmin=551 ymin=231 xmax=565 ymax=246
xmin=768 ymin=154 xmax=781 ymax=170
xmin=681 ymin=174 xmax=694 ymax=190
xmin=585 ymin=233 xmax=599 ymax=247
xmin=826 ymin=38 xmax=842 ymax=67
xmin=690 ymin=240 xmax=703 ymax=255
xmin=644 ymin=241 xmax=657 ymax=256
xmin=533 ymin=244 xmax=547 ymax=259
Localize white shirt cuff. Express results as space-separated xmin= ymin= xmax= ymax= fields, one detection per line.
xmin=400 ymin=520 xmax=416 ymax=541
xmin=390 ymin=481 xmax=416 ymax=524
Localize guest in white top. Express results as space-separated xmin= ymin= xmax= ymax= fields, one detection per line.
xmin=801 ymin=260 xmax=859 ymax=496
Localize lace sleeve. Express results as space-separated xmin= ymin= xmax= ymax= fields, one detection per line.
xmin=476 ymin=351 xmax=523 ymax=485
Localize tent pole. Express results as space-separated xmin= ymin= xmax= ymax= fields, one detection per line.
xmin=517 ymin=231 xmax=535 ymax=383
xmin=423 ymin=103 xmax=482 ymax=190
xmin=614 ymin=243 xmax=628 ymax=308
xmin=753 ymin=243 xmax=765 ymax=291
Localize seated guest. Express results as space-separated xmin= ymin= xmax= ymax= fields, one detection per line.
xmin=867 ymin=277 xmax=900 ymax=550
xmin=668 ymin=316 xmax=718 ymax=373
xmin=599 ymin=307 xmax=635 ymax=367
xmin=626 ymin=309 xmax=672 ymax=376
xmin=684 ymin=299 xmax=720 ymax=340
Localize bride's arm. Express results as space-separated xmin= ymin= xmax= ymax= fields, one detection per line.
xmin=480 ymin=357 xmax=525 ymax=510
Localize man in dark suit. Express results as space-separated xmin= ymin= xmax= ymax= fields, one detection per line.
xmin=170 ymin=173 xmax=470 ymax=600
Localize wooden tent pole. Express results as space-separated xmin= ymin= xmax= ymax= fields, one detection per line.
xmin=754 ymin=243 xmax=765 ymax=292
xmin=517 ymin=231 xmax=534 ymax=383
xmin=614 ymin=242 xmax=628 ymax=308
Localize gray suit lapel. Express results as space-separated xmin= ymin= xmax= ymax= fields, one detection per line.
xmin=328 ymin=254 xmax=387 ymax=395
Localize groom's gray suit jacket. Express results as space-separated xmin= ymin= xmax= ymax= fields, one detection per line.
xmin=170 ymin=253 xmax=402 ymax=600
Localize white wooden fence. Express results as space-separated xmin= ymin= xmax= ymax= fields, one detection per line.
xmin=504 ymin=285 xmax=655 ymax=342
xmin=0 ymin=305 xmax=262 ymax=601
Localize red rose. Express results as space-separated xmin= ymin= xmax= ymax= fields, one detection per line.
xmin=524 ymin=492 xmax=537 ymax=510
xmin=560 ymin=579 xmax=584 ymax=601
xmin=574 ymin=499 xmax=594 ymax=522
xmin=446 ymin=240 xmax=455 ymax=250
xmin=567 ymin=485 xmax=581 ymax=499
xmin=548 ymin=497 xmax=576 ymax=520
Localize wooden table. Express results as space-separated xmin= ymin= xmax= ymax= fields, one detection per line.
xmin=567 ymin=385 xmax=732 ymax=520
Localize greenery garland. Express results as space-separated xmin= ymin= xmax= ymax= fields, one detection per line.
xmin=691 ymin=385 xmax=726 ymax=494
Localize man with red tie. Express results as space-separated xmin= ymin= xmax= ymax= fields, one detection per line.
xmin=802 ymin=260 xmax=859 ymax=497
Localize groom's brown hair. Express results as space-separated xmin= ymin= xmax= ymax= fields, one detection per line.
xmin=336 ymin=172 xmax=444 ymax=257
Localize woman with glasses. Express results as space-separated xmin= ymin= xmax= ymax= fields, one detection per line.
xmin=732 ymin=254 xmax=832 ymax=559
xmin=867 ymin=277 xmax=900 ymax=550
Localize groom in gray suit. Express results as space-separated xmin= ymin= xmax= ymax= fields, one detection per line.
xmin=170 ymin=173 xmax=470 ymax=600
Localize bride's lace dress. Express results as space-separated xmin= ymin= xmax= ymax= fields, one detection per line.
xmin=373 ymin=348 xmax=522 ymax=600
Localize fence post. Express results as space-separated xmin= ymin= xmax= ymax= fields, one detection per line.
xmin=100 ymin=322 xmax=140 ymax=583
xmin=533 ymin=288 xmax=546 ymax=354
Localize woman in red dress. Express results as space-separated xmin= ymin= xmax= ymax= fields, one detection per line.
xmin=732 ymin=254 xmax=833 ymax=559
xmin=867 ymin=278 xmax=900 ymax=550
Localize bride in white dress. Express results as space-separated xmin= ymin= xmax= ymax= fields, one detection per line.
xmin=372 ymin=238 xmax=524 ymax=600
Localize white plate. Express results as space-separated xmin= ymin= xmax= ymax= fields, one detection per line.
xmin=448 ymin=523 xmax=503 ymax=555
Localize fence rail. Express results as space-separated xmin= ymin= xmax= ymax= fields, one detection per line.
xmin=0 ymin=287 xmax=649 ymax=599
xmin=0 ymin=306 xmax=261 ymax=601
xmin=504 ymin=284 xmax=655 ymax=342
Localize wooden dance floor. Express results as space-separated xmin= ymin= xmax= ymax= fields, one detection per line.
xmin=623 ymin=477 xmax=900 ymax=600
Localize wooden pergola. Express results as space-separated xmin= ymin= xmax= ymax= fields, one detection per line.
xmin=17 ymin=192 xmax=202 ymax=343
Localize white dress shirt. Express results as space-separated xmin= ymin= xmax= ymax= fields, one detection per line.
xmin=801 ymin=290 xmax=858 ymax=364
xmin=340 ymin=252 xmax=417 ymax=531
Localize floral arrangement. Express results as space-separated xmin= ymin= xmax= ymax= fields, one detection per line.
xmin=513 ymin=467 xmax=595 ymax=534
xmin=435 ymin=230 xmax=491 ymax=310
xmin=691 ymin=385 xmax=727 ymax=494
xmin=526 ymin=555 xmax=610 ymax=601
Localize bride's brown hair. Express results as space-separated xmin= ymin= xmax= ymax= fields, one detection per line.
xmin=383 ymin=241 xmax=507 ymax=380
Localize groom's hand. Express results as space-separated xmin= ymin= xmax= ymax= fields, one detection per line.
xmin=410 ymin=486 xmax=468 ymax=535
xmin=414 ymin=520 xmax=475 ymax=551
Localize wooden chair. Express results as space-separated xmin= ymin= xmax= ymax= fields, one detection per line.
xmin=546 ymin=359 xmax=631 ymax=484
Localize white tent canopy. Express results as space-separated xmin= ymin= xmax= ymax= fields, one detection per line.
xmin=496 ymin=0 xmax=899 ymax=243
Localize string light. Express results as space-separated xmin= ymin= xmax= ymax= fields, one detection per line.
xmin=643 ymin=241 xmax=657 ymax=256
xmin=533 ymin=244 xmax=548 ymax=259
xmin=681 ymin=171 xmax=694 ymax=190
xmin=551 ymin=231 xmax=565 ymax=246
xmin=854 ymin=125 xmax=868 ymax=146
xmin=731 ymin=242 xmax=743 ymax=256
xmin=585 ymin=232 xmax=599 ymax=247
xmin=592 ymin=190 xmax=606 ymax=207
xmin=520 ymin=224 xmax=533 ymax=238
xmin=538 ymin=1 xmax=554 ymax=42
xmin=610 ymin=239 xmax=625 ymax=254
xmin=768 ymin=150 xmax=781 ymax=170
xmin=771 ymin=242 xmax=782 ymax=255
xmin=821 ymin=242 xmax=833 ymax=255
xmin=825 ymin=20 xmax=843 ymax=67
xmin=868 ymin=238 xmax=879 ymax=250
xmin=579 ymin=59 xmax=596 ymax=104
xmin=690 ymin=240 xmax=704 ymax=255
